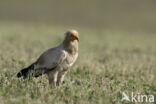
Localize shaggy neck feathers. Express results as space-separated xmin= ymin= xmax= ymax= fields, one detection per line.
xmin=63 ymin=38 xmax=78 ymax=55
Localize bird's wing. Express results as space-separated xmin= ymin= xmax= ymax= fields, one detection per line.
xmin=35 ymin=46 xmax=67 ymax=72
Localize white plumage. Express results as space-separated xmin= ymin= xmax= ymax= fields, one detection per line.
xmin=17 ymin=30 xmax=79 ymax=87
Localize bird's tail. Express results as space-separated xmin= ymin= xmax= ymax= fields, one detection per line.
xmin=17 ymin=63 xmax=36 ymax=78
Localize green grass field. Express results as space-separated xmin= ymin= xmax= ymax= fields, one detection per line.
xmin=0 ymin=22 xmax=156 ymax=104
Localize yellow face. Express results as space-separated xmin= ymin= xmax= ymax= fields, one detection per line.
xmin=70 ymin=32 xmax=79 ymax=42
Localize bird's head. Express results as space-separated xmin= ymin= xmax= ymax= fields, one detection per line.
xmin=63 ymin=30 xmax=79 ymax=53
xmin=65 ymin=30 xmax=79 ymax=42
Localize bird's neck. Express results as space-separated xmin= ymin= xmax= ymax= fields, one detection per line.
xmin=63 ymin=40 xmax=78 ymax=55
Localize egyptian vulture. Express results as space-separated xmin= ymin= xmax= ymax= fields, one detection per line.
xmin=17 ymin=30 xmax=79 ymax=87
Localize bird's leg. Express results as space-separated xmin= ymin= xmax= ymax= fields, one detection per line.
xmin=48 ymin=70 xmax=58 ymax=87
xmin=56 ymin=70 xmax=67 ymax=87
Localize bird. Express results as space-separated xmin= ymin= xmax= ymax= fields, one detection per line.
xmin=17 ymin=30 xmax=79 ymax=87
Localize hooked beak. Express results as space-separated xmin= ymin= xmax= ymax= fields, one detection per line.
xmin=72 ymin=32 xmax=79 ymax=42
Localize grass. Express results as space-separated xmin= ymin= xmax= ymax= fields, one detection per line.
xmin=0 ymin=22 xmax=156 ymax=104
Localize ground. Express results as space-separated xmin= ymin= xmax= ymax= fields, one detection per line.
xmin=0 ymin=22 xmax=156 ymax=104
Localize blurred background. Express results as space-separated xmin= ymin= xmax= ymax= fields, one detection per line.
xmin=0 ymin=0 xmax=156 ymax=33
xmin=0 ymin=1 xmax=156 ymax=103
